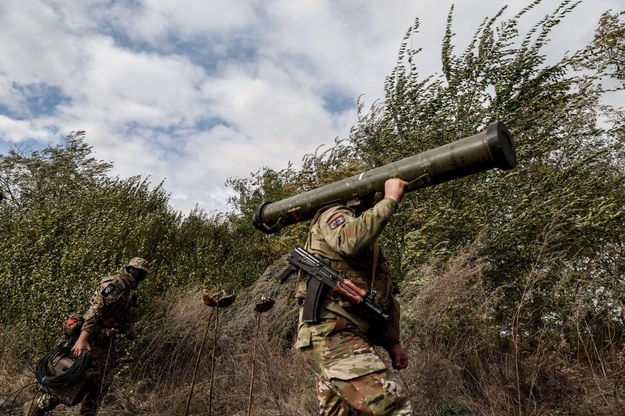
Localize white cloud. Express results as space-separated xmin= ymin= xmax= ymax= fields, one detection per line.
xmin=0 ymin=0 xmax=622 ymax=214
xmin=0 ymin=0 xmax=79 ymax=83
xmin=0 ymin=115 xmax=55 ymax=143
xmin=74 ymin=37 xmax=206 ymax=122
xmin=100 ymin=0 xmax=261 ymax=45
xmin=259 ymin=1 xmax=418 ymax=99
xmin=202 ymin=70 xmax=336 ymax=141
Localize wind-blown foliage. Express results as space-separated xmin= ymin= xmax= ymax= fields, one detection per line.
xmin=225 ymin=1 xmax=624 ymax=413
xmin=0 ymin=135 xmax=177 ymax=340
xmin=0 ymin=134 xmax=270 ymax=346
xmin=348 ymin=0 xmax=625 ymax=334
xmin=1 ymin=1 xmax=624 ymax=414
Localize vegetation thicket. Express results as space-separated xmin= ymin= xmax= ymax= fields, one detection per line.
xmin=1 ymin=1 xmax=623 ymax=415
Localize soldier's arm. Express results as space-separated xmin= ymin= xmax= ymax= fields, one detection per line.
xmin=319 ymin=199 xmax=399 ymax=256
xmin=320 ymin=178 xmax=406 ymax=256
xmin=81 ymin=286 xmax=106 ymax=334
xmin=71 ymin=283 xmax=108 ymax=356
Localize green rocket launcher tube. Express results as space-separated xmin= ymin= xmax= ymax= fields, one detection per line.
xmin=253 ymin=121 xmax=517 ymax=234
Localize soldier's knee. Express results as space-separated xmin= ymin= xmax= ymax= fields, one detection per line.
xmin=361 ymin=391 xmax=410 ymax=415
xmin=23 ymin=400 xmax=47 ymax=416
xmin=350 ymin=373 xmax=412 ymax=416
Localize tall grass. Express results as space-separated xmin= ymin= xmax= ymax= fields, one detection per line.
xmin=3 ymin=241 xmax=624 ymax=415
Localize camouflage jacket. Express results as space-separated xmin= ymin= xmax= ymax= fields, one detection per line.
xmin=298 ymin=198 xmax=401 ymax=349
xmin=81 ymin=267 xmax=139 ymax=342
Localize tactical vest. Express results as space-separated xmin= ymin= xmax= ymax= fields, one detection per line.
xmin=296 ymin=205 xmax=394 ymax=317
xmin=89 ymin=271 xmax=138 ymax=342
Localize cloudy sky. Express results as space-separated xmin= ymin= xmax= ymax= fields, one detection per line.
xmin=0 ymin=0 xmax=620 ymax=214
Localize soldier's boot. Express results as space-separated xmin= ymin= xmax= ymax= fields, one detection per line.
xmin=78 ymin=389 xmax=101 ymax=416
xmin=23 ymin=399 xmax=47 ymax=416
xmin=78 ymin=400 xmax=99 ymax=416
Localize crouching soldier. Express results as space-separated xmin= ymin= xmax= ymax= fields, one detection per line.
xmin=24 ymin=257 xmax=149 ymax=416
xmin=23 ymin=314 xmax=86 ymax=415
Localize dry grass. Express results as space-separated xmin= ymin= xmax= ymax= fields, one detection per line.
xmin=3 ymin=243 xmax=625 ymax=415
xmin=0 ymin=324 xmax=42 ymax=414
xmin=108 ymin=255 xmax=315 ymax=416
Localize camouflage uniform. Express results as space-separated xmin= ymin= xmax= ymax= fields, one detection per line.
xmin=295 ymin=199 xmax=412 ymax=415
xmin=23 ymin=315 xmax=85 ymax=416
xmin=25 ymin=258 xmax=147 ymax=416
xmin=77 ymin=264 xmax=140 ymax=415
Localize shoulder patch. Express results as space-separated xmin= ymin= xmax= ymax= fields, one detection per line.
xmin=328 ymin=214 xmax=346 ymax=230
xmin=102 ymin=283 xmax=116 ymax=297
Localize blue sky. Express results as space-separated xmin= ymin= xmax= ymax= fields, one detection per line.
xmin=0 ymin=0 xmax=621 ymax=213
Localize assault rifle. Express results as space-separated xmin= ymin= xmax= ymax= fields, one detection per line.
xmin=284 ymin=247 xmax=389 ymax=323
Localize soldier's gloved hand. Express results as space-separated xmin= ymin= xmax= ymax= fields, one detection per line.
xmin=388 ymin=343 xmax=409 ymax=370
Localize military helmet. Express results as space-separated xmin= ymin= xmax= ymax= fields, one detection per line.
xmin=127 ymin=257 xmax=149 ymax=274
xmin=63 ymin=314 xmax=84 ymax=338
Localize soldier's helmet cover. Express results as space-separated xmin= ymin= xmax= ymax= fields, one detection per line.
xmin=63 ymin=314 xmax=84 ymax=337
xmin=127 ymin=257 xmax=149 ymax=274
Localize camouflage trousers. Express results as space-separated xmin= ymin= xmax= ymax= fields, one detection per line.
xmin=24 ymin=339 xmax=117 ymax=416
xmin=296 ymin=315 xmax=412 ymax=415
